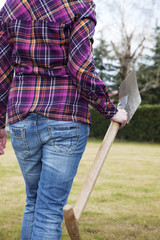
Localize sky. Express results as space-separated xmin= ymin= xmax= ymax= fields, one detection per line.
xmin=93 ymin=0 xmax=160 ymax=61
xmin=94 ymin=0 xmax=160 ymax=40
xmin=0 ymin=0 xmax=159 ymax=56
xmin=0 ymin=0 xmax=159 ymax=26
xmin=1 ymin=0 xmax=159 ymax=35
xmin=0 ymin=0 xmax=5 ymax=10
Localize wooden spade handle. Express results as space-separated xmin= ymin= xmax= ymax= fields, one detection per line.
xmin=63 ymin=205 xmax=81 ymax=240
xmin=73 ymin=121 xmax=120 ymax=221
xmin=63 ymin=121 xmax=120 ymax=240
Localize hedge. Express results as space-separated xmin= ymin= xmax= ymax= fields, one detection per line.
xmin=90 ymin=105 xmax=160 ymax=143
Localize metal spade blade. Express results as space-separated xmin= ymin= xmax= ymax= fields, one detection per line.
xmin=119 ymin=70 xmax=141 ymax=123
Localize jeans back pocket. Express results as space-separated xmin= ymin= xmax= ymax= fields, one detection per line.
xmin=10 ymin=127 xmax=30 ymax=159
xmin=48 ymin=125 xmax=80 ymax=155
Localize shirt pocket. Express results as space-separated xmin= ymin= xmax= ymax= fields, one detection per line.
xmin=48 ymin=125 xmax=80 ymax=155
xmin=9 ymin=127 xmax=30 ymax=159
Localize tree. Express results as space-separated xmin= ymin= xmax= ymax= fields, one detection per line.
xmin=109 ymin=0 xmax=146 ymax=80
xmin=93 ymin=33 xmax=119 ymax=102
xmin=94 ymin=0 xmax=160 ymax=104
xmin=94 ymin=0 xmax=158 ymax=77
xmin=137 ymin=26 xmax=160 ymax=104
xmin=93 ymin=33 xmax=111 ymax=84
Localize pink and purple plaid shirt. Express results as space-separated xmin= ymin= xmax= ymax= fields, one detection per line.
xmin=0 ymin=0 xmax=117 ymax=129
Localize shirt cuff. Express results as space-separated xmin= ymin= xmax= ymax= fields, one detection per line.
xmin=104 ymin=100 xmax=118 ymax=119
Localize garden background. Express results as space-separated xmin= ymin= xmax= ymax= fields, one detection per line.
xmin=0 ymin=0 xmax=160 ymax=239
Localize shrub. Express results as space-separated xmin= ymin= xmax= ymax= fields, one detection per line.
xmin=90 ymin=105 xmax=160 ymax=142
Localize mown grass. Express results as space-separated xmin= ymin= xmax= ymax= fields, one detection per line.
xmin=0 ymin=139 xmax=160 ymax=240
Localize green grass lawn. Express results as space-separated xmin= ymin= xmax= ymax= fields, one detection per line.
xmin=0 ymin=139 xmax=160 ymax=240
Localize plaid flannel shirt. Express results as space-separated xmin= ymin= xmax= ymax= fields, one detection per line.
xmin=0 ymin=0 xmax=117 ymax=128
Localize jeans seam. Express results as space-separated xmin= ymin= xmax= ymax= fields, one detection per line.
xmin=68 ymin=125 xmax=80 ymax=154
xmin=34 ymin=122 xmax=43 ymax=145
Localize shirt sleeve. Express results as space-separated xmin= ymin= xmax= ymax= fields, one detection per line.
xmin=67 ymin=3 xmax=118 ymax=120
xmin=0 ymin=19 xmax=14 ymax=129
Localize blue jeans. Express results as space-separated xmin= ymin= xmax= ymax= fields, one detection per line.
xmin=9 ymin=113 xmax=89 ymax=240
